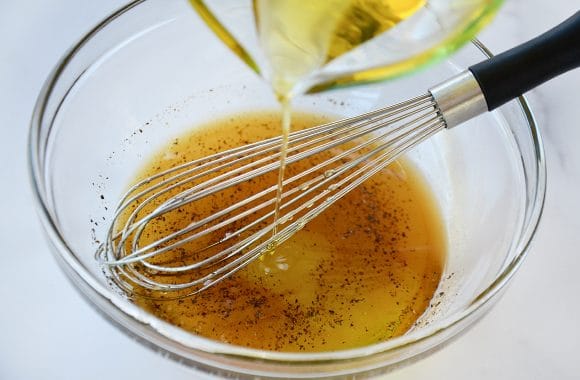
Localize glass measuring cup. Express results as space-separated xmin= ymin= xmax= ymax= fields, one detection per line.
xmin=190 ymin=0 xmax=504 ymax=96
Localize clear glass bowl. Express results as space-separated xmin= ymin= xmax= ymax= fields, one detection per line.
xmin=29 ymin=0 xmax=545 ymax=378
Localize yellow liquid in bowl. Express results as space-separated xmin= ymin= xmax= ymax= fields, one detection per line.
xmin=122 ymin=112 xmax=446 ymax=352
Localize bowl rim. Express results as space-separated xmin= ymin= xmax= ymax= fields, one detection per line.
xmin=28 ymin=0 xmax=546 ymax=367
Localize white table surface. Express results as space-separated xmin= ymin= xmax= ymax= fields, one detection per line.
xmin=1 ymin=1 xmax=579 ymax=379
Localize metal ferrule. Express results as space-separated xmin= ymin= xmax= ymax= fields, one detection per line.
xmin=429 ymin=70 xmax=488 ymax=129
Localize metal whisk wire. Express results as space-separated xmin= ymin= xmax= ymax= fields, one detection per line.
xmin=96 ymin=93 xmax=446 ymax=297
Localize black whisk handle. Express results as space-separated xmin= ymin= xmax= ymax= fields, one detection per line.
xmin=469 ymin=11 xmax=580 ymax=111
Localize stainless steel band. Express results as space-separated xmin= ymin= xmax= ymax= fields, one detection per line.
xmin=429 ymin=70 xmax=488 ymax=129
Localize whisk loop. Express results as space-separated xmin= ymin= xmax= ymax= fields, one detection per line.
xmin=96 ymin=94 xmax=446 ymax=298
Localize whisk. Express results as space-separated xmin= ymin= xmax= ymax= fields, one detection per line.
xmin=97 ymin=12 xmax=579 ymax=298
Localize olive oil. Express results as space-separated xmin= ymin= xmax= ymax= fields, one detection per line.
xmin=127 ymin=112 xmax=446 ymax=352
xmin=253 ymin=0 xmax=425 ymax=95
xmin=190 ymin=0 xmax=426 ymax=96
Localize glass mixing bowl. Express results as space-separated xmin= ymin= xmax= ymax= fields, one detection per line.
xmin=29 ymin=0 xmax=545 ymax=378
